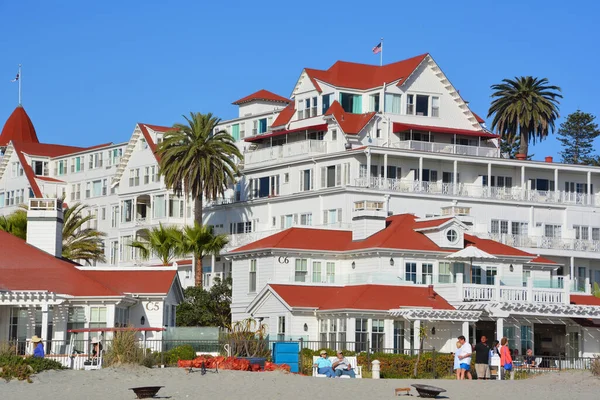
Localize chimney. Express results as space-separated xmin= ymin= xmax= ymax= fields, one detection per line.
xmin=545 ymin=156 xmax=553 ymax=163
xmin=428 ymin=284 xmax=436 ymax=299
xmin=351 ymin=200 xmax=387 ymax=241
xmin=26 ymin=198 xmax=63 ymax=258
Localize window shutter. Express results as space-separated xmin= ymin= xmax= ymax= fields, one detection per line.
xmin=280 ymin=216 xmax=284 ymax=228
xmin=321 ymin=167 xmax=326 ymax=188
xmin=336 ymin=165 xmax=342 ymax=186
xmin=299 ymin=171 xmax=304 ymax=191
xmin=310 ymin=169 xmax=314 ymax=189
xmin=323 ymin=210 xmax=328 ymax=224
xmin=294 ymin=214 xmax=298 ymax=225
xmin=337 ymin=208 xmax=343 ymax=223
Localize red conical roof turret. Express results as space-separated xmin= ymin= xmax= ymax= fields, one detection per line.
xmin=0 ymin=106 xmax=39 ymax=146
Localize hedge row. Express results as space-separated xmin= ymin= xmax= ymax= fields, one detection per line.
xmin=0 ymin=355 xmax=64 ymax=382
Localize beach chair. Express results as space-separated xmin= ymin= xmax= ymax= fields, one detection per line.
xmin=312 ymin=356 xmax=362 ymax=378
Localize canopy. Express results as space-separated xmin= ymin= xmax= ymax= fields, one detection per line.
xmin=446 ymin=245 xmax=497 ymax=260
xmin=392 ymin=122 xmax=499 ymax=139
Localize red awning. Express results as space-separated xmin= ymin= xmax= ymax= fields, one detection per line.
xmin=244 ymin=123 xmax=328 ymax=143
xmin=393 ymin=122 xmax=498 ymax=139
xmin=67 ymin=327 xmax=166 ymax=333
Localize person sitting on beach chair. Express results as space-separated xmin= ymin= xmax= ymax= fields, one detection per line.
xmin=313 ymin=350 xmax=335 ymax=378
xmin=332 ymin=350 xmax=355 ymax=378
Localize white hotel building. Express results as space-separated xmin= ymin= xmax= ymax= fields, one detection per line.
xmin=1 ymin=53 xmax=600 ymax=357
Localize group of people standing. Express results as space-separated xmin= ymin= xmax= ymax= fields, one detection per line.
xmin=454 ymin=335 xmax=515 ymax=380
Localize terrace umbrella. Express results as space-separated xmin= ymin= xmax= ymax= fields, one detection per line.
xmin=446 ymin=245 xmax=497 ymax=282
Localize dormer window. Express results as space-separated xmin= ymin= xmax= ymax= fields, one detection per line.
xmin=446 ymin=229 xmax=458 ymax=244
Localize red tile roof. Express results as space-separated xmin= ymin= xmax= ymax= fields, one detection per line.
xmin=17 ymin=141 xmax=112 ymax=157
xmin=0 ymin=231 xmax=177 ymax=297
xmin=413 ymin=218 xmax=453 ymax=230
xmin=80 ymin=270 xmax=177 ymax=294
xmin=0 ymin=106 xmax=39 ymax=146
xmin=232 ymin=89 xmax=291 ymax=105
xmin=269 ymin=284 xmax=454 ymax=311
xmin=463 ymin=234 xmax=533 ymax=257
xmin=570 ymin=295 xmax=600 ymax=307
xmin=244 ymin=123 xmax=328 ymax=143
xmin=12 ymin=142 xmax=42 ymax=197
xmin=529 ymin=255 xmax=558 ymax=265
xmin=36 ymin=176 xmax=66 ymax=183
xmin=270 ymin=102 xmax=296 ymax=129
xmin=138 ymin=123 xmax=165 ymax=162
xmin=324 ymin=101 xmax=376 ymax=135
xmin=393 ymin=122 xmax=498 ymax=139
xmin=304 ymin=54 xmax=428 ymax=92
xmin=472 ymin=112 xmax=485 ymax=124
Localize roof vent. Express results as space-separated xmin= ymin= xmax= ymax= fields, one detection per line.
xmin=26 ymin=198 xmax=63 ymax=258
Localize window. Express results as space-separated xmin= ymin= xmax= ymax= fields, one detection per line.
xmin=355 ymin=318 xmax=368 ymax=352
xmin=486 ymin=267 xmax=497 ymax=285
xmin=319 ymin=319 xmax=328 ymax=349
xmin=67 ymin=307 xmax=86 ymax=346
xmin=339 ymin=318 xmax=347 ymax=346
xmin=529 ymin=178 xmax=555 ymax=191
xmin=326 ymin=262 xmax=335 ymax=283
xmin=33 ymin=160 xmax=48 ymax=176
xmin=231 ymin=124 xmax=240 ymax=141
xmin=438 ymin=262 xmax=452 ymax=283
xmin=369 ymin=93 xmax=380 ymax=112
xmin=122 ymin=200 xmax=132 ymax=223
xmin=109 ymin=241 xmax=118 ymax=264
xmin=115 ymin=307 xmax=130 ymax=328
xmin=521 ymin=325 xmax=533 ymax=356
xmin=311 ymin=96 xmax=317 ymax=117
xmin=491 ymin=219 xmax=509 ymax=235
xmin=446 ymin=229 xmax=458 ymax=244
xmin=422 ymin=263 xmax=433 ymax=284
xmin=384 ymin=93 xmax=401 ymax=114
xmin=294 ymin=259 xmax=308 ymax=282
xmin=129 ymin=168 xmax=140 ymax=187
xmin=312 ymin=261 xmax=322 ymax=283
xmin=406 ymin=94 xmax=414 ymax=115
xmin=415 ymin=95 xmax=429 ymax=116
xmin=144 ymin=167 xmax=150 ymax=184
xmin=111 ymin=205 xmax=119 ymax=228
xmin=512 ymin=222 xmax=528 ymax=235
xmin=471 ymin=266 xmax=482 ymax=284
xmin=258 ymin=118 xmax=267 ymax=134
xmin=297 ymin=99 xmax=304 ymax=120
xmin=277 ymin=316 xmax=286 ymax=341
xmin=230 ymin=221 xmax=253 ymax=234
xmin=92 ymin=180 xmax=102 ymax=197
xmin=393 ymin=321 xmax=405 ymax=354
xmin=321 ymin=164 xmax=342 ymax=188
xmin=574 ymin=225 xmax=589 ymax=240
xmin=249 ymin=260 xmax=257 ymax=292
xmin=371 ymin=319 xmax=385 ymax=352
xmin=544 ymin=224 xmax=562 ymax=238
xmin=283 ymin=173 xmax=289 ymax=183
xmin=300 ymin=213 xmax=312 ymax=226
xmin=250 ymin=175 xmax=279 ymax=198
xmin=299 ymin=168 xmax=313 ymax=192
xmin=593 ymin=228 xmax=600 ymax=241
xmin=89 ymin=307 xmax=107 ymax=329
xmin=431 ymin=96 xmax=440 ymax=117
xmin=329 ymin=319 xmax=337 ymax=348
xmin=323 ymin=208 xmax=342 ymax=225
xmin=405 ymin=262 xmax=417 ymax=283
xmin=331 ymin=129 xmax=337 ymax=141
xmin=304 ymin=98 xmax=311 ymax=119
xmin=339 ymin=92 xmax=362 ymax=113
xmin=322 ymin=94 xmax=333 ymax=114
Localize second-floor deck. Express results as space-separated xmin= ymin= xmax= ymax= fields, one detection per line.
xmin=244 ymin=140 xmax=327 ymax=166
xmin=391 ymin=140 xmax=500 ymax=158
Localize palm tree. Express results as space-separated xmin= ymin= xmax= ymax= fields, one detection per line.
xmin=488 ymin=76 xmax=562 ymax=157
xmin=156 ymin=112 xmax=242 ymax=227
xmin=61 ymin=203 xmax=107 ymax=265
xmin=0 ymin=210 xmax=27 ymax=240
xmin=178 ymin=223 xmax=229 ymax=288
xmin=129 ymin=223 xmax=183 ymax=266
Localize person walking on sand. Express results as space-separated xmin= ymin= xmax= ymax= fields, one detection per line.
xmin=31 ymin=335 xmax=44 ymax=358
xmin=500 ymin=337 xmax=514 ymax=380
xmin=313 ymin=350 xmax=335 ymax=378
xmin=453 ymin=340 xmax=463 ymax=380
xmin=474 ymin=335 xmax=491 ymax=380
xmin=457 ymin=335 xmax=472 ymax=380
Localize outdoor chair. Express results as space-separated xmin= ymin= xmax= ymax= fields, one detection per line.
xmin=312 ymin=356 xmax=362 ymax=378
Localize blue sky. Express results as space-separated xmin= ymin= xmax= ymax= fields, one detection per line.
xmin=1 ymin=0 xmax=598 ymax=161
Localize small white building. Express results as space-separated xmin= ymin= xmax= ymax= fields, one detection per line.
xmin=227 ymin=200 xmax=600 ymax=358
xmin=0 ymin=198 xmax=184 ymax=353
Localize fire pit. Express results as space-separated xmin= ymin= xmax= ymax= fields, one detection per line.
xmin=411 ymin=384 xmax=447 ymax=398
xmin=129 ymin=386 xmax=164 ymax=399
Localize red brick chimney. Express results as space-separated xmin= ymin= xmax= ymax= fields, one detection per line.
xmin=428 ymin=284 xmax=436 ymax=299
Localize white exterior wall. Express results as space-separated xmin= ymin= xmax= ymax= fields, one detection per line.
xmin=582 ymin=327 xmax=600 ymax=357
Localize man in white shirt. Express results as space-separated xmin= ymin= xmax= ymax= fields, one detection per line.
xmin=457 ymin=335 xmax=473 ymax=380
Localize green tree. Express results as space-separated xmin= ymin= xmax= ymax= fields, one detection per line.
xmin=178 ymin=223 xmax=228 ymax=288
xmin=500 ymin=136 xmax=533 ymax=160
xmin=488 ymin=76 xmax=562 ymax=157
xmin=176 ymin=277 xmax=232 ymax=327
xmin=0 ymin=203 xmax=106 ymax=264
xmin=557 ymin=110 xmax=600 ymax=164
xmin=156 ymin=112 xmax=242 ymax=286
xmin=129 ymin=223 xmax=183 ymax=265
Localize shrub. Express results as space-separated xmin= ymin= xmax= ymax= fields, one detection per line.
xmin=0 ymin=355 xmax=64 ymax=382
xmin=165 ymin=345 xmax=196 ymax=365
xmin=141 ymin=352 xmax=161 ymax=368
xmin=104 ymin=329 xmax=144 ymax=366
xmin=591 ymin=356 xmax=600 ymax=377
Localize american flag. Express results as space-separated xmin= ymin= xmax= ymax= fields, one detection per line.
xmin=10 ymin=73 xmax=19 ymax=82
xmin=372 ymin=42 xmax=382 ymax=54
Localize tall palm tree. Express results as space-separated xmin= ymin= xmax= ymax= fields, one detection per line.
xmin=0 ymin=203 xmax=106 ymax=264
xmin=61 ymin=203 xmax=107 ymax=265
xmin=129 ymin=223 xmax=183 ymax=266
xmin=488 ymin=76 xmax=562 ymax=157
xmin=156 ymin=112 xmax=242 ymax=227
xmin=178 ymin=223 xmax=229 ymax=288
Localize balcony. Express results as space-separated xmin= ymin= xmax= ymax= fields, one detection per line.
xmin=244 ymin=140 xmax=327 ymax=166
xmin=487 ymin=233 xmax=600 ymax=254
xmin=391 ymin=140 xmax=500 ymax=158
xmin=352 ymin=177 xmax=598 ymax=207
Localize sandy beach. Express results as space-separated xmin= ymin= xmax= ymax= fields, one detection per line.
xmin=0 ymin=367 xmax=598 ymax=400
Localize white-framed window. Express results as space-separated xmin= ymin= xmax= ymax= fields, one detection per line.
xmin=300 ymin=213 xmax=312 ymax=226
xmin=574 ymin=225 xmax=590 ymax=240
xmin=322 ymin=208 xmax=343 ymax=225
xmin=371 ymin=319 xmax=385 ymax=352
xmin=129 ymin=169 xmax=140 ymax=187
xmin=406 ymin=94 xmax=414 ymax=115
xmin=89 ymin=307 xmax=107 ymax=328
xmin=369 ymin=93 xmax=380 ymax=112
xmin=294 ymin=258 xmax=308 ymax=282
xmin=545 ymin=224 xmax=562 ymax=238
xmin=299 ymin=169 xmax=313 ymax=192
xmin=331 ymin=129 xmax=337 ymax=141
xmin=421 ymin=263 xmax=433 ymax=284
xmin=144 ymin=167 xmax=150 ymax=184
xmin=312 ymin=261 xmax=321 ymax=283
xmin=297 ymin=99 xmax=305 ymax=120
xmin=446 ymin=229 xmax=458 ymax=244
xmin=320 ymin=164 xmax=343 ymax=188
xmin=431 ymin=96 xmax=440 ymax=117
xmin=277 ymin=316 xmax=286 ymax=341
xmin=249 ymin=259 xmax=257 ymax=293
xmin=283 ymin=173 xmax=289 ymax=183
xmin=405 ymin=262 xmax=417 ymax=283
xmin=355 ymin=318 xmax=368 ymax=352
xmin=384 ymin=93 xmax=401 ymax=114
xmin=326 ymin=262 xmax=335 ymax=283
xmin=438 ymin=262 xmax=451 ymax=283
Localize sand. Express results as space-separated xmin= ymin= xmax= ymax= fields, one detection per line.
xmin=0 ymin=367 xmax=598 ymax=400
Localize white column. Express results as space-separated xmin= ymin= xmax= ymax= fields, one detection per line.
xmin=413 ymin=320 xmax=421 ymax=351
xmin=383 ymin=153 xmax=388 ymax=189
xmin=456 ymin=273 xmax=464 ymax=300
xmin=418 ymin=157 xmax=423 ymax=190
xmin=587 ymin=171 xmax=592 ymax=205
xmin=554 ymin=168 xmax=559 ymax=199
xmin=527 ymin=276 xmax=534 ymax=302
xmin=366 ymin=150 xmax=372 ymax=187
xmin=40 ymin=304 xmax=49 ymax=344
xmin=570 ymin=256 xmax=575 ymax=281
xmin=453 ymin=160 xmax=458 ymax=195
xmin=462 ymin=321 xmax=470 ymax=344
xmin=133 ymin=197 xmax=137 ymax=222
xmin=496 ymin=318 xmax=504 ymax=342
xmin=521 ymin=165 xmax=526 ymax=199
xmin=487 ymin=163 xmax=492 ymax=197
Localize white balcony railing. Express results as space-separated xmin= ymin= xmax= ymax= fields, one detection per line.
xmin=244 ymin=140 xmax=327 ymax=165
xmin=488 ymin=233 xmax=600 ymax=254
xmin=391 ymin=140 xmax=500 ymax=158
xmin=351 ymin=178 xmax=598 ymax=207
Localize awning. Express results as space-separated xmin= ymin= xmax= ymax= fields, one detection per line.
xmin=244 ymin=123 xmax=328 ymax=143
xmin=393 ymin=122 xmax=499 ymax=139
xmin=389 ymin=309 xmax=482 ymax=322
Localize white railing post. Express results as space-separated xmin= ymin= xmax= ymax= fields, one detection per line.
xmin=585 ymin=277 xmax=591 ymax=294
xmin=494 ymin=275 xmax=501 ymax=301
xmin=527 ymin=276 xmax=534 ymax=302
xmin=564 ymin=275 xmax=571 ymax=305
xmin=456 ymin=273 xmax=464 ymax=301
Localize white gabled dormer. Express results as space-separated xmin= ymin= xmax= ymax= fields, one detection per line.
xmin=413 ymin=216 xmax=468 ymax=249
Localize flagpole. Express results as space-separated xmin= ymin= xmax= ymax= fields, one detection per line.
xmin=18 ymin=64 xmax=22 ymax=105
xmin=380 ymin=38 xmax=384 ymax=66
